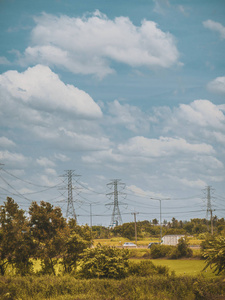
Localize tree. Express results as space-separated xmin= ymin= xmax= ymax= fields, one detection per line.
xmin=0 ymin=197 xmax=34 ymax=275
xmin=202 ymin=236 xmax=225 ymax=275
xmin=29 ymin=201 xmax=67 ymax=275
xmin=60 ymin=219 xmax=92 ymax=274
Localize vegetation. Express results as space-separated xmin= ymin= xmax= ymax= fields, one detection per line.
xmin=78 ymin=245 xmax=129 ymax=279
xmin=202 ymin=235 xmax=225 ymax=275
xmin=1 ymin=274 xmax=225 ymax=299
xmin=150 ymin=237 xmax=193 ymax=259
xmin=1 ymin=197 xmax=225 ymax=299
xmin=0 ymin=197 xmax=91 ymax=276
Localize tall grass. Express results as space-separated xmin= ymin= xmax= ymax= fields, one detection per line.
xmin=0 ymin=274 xmax=225 ymax=299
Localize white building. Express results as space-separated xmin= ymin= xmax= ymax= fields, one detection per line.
xmin=161 ymin=235 xmax=185 ymax=246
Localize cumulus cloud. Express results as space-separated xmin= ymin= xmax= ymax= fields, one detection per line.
xmin=0 ymin=137 xmax=16 ymax=148
xmin=207 ymin=76 xmax=225 ymax=94
xmin=107 ymin=100 xmax=150 ymax=133
xmin=18 ymin=11 xmax=180 ymax=78
xmin=0 ymin=150 xmax=30 ymax=168
xmin=153 ymin=100 xmax=225 ymax=139
xmin=36 ymin=157 xmax=55 ymax=168
xmin=0 ymin=64 xmax=102 ymax=119
xmin=118 ymin=136 xmax=214 ymax=157
xmin=177 ymin=100 xmax=225 ymax=129
xmin=0 ymin=65 xmax=112 ymax=152
xmin=203 ymin=19 xmax=225 ymax=39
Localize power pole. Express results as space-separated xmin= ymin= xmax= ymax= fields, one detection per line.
xmin=60 ymin=170 xmax=80 ymax=221
xmin=106 ymin=179 xmax=126 ymax=227
xmin=150 ymin=197 xmax=170 ymax=243
xmin=131 ymin=212 xmax=139 ymax=244
xmin=206 ymin=186 xmax=214 ymax=235
xmin=90 ymin=203 xmax=92 ymax=241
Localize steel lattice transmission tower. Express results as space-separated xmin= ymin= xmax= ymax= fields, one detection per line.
xmin=206 ymin=185 xmax=214 ymax=234
xmin=60 ymin=170 xmax=80 ymax=221
xmin=106 ymin=179 xmax=126 ymax=227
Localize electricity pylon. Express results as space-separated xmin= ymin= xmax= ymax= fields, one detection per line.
xmin=106 ymin=179 xmax=126 ymax=227
xmin=206 ymin=185 xmax=214 ymax=235
xmin=60 ymin=170 xmax=80 ymax=221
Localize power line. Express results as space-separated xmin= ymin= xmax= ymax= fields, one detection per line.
xmin=2 ymin=168 xmax=61 ymax=189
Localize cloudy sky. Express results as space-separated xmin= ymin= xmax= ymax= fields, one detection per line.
xmin=0 ymin=0 xmax=225 ymax=226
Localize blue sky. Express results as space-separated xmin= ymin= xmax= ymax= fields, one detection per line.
xmin=0 ymin=0 xmax=225 ymax=226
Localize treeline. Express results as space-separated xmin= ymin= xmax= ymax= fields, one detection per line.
xmin=0 ymin=197 xmax=92 ymax=276
xmin=92 ymin=217 xmax=225 ymax=240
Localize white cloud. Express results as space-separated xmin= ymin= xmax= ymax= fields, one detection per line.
xmin=36 ymin=157 xmax=55 ymax=168
xmin=19 ymin=11 xmax=180 ymax=78
xmin=45 ymin=168 xmax=57 ymax=176
xmin=107 ymin=100 xmax=150 ymax=133
xmin=174 ymin=177 xmax=206 ymax=188
xmin=154 ymin=100 xmax=225 ymax=137
xmin=178 ymin=100 xmax=225 ymax=129
xmin=0 ymin=137 xmax=16 ymax=148
xmin=203 ymin=19 xmax=225 ymax=39
xmin=0 ymin=65 xmax=102 ymax=119
xmin=0 ymin=65 xmax=111 ymax=152
xmin=118 ymin=136 xmax=214 ymax=157
xmin=0 ymin=150 xmax=29 ymax=167
xmin=207 ymin=76 xmax=225 ymax=94
xmin=54 ymin=153 xmax=70 ymax=162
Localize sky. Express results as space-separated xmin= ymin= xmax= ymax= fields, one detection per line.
xmin=0 ymin=0 xmax=225 ymax=226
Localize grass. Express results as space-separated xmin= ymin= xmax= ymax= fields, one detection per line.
xmin=1 ymin=274 xmax=225 ymax=300
xmin=129 ymin=258 xmax=217 ymax=278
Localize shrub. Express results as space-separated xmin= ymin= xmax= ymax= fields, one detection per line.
xmin=77 ymin=245 xmax=129 ymax=279
xmin=128 ymin=260 xmax=169 ymax=277
xmin=150 ymin=244 xmax=173 ymax=258
xmin=169 ymin=237 xmax=193 ymax=259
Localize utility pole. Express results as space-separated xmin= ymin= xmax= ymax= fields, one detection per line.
xmin=206 ymin=186 xmax=214 ymax=235
xmin=106 ymin=179 xmax=126 ymax=227
xmin=90 ymin=203 xmax=92 ymax=241
xmin=60 ymin=170 xmax=80 ymax=221
xmin=132 ymin=212 xmax=139 ymax=245
xmin=150 ymin=197 xmax=170 ymax=243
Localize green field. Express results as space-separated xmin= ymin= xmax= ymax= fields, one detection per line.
xmin=149 ymin=259 xmax=216 ymax=278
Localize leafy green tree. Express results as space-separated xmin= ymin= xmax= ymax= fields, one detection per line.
xmin=202 ymin=236 xmax=225 ymax=275
xmin=29 ymin=201 xmax=67 ymax=275
xmin=60 ymin=219 xmax=92 ymax=274
xmin=78 ymin=245 xmax=129 ymax=279
xmin=0 ymin=197 xmax=34 ymax=275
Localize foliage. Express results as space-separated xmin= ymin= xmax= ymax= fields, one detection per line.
xmin=128 ymin=260 xmax=169 ymax=277
xmin=78 ymin=245 xmax=129 ymax=279
xmin=1 ymin=274 xmax=225 ymax=300
xmin=150 ymin=238 xmax=193 ymax=259
xmin=0 ymin=198 xmax=91 ymax=276
xmin=29 ymin=201 xmax=68 ymax=275
xmin=61 ymin=219 xmax=92 ymax=274
xmin=202 ymin=235 xmax=225 ymax=275
xmin=150 ymin=244 xmax=174 ymax=259
xmin=169 ymin=237 xmax=193 ymax=259
xmin=0 ymin=197 xmax=34 ymax=275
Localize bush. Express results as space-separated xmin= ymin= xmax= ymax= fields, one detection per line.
xmin=128 ymin=260 xmax=169 ymax=277
xmin=169 ymin=238 xmax=193 ymax=259
xmin=77 ymin=245 xmax=129 ymax=279
xmin=150 ymin=244 xmax=173 ymax=258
